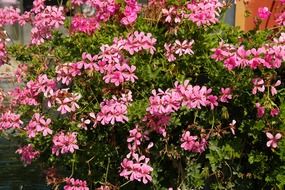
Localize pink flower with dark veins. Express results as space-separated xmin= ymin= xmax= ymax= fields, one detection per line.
xmin=266 ymin=132 xmax=282 ymax=149
xmin=252 ymin=78 xmax=265 ymax=95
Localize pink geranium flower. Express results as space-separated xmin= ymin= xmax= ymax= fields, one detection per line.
xmin=256 ymin=103 xmax=265 ymax=118
xmin=258 ymin=7 xmax=271 ymax=20
xmin=180 ymin=131 xmax=208 ymax=153
xmin=219 ymin=88 xmax=232 ymax=103
xmin=266 ymin=132 xmax=282 ymax=149
xmin=51 ymin=132 xmax=79 ymax=156
xmin=16 ymin=144 xmax=40 ymax=166
xmin=64 ymin=178 xmax=89 ymax=190
xmin=252 ymin=78 xmax=265 ymax=94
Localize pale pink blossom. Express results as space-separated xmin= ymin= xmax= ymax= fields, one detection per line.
xmin=271 ymin=80 xmax=281 ymax=96
xmin=164 ymin=40 xmax=194 ymax=62
xmin=252 ymin=78 xmax=265 ymax=94
xmin=266 ymin=132 xmax=282 ymax=149
xmin=229 ymin=120 xmax=236 ymax=135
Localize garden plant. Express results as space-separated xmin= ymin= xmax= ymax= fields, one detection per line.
xmin=0 ymin=0 xmax=285 ymax=189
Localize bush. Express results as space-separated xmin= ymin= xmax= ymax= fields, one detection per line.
xmin=0 ymin=0 xmax=285 ymax=189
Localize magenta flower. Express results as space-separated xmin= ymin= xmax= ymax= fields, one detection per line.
xmin=51 ymin=132 xmax=79 ymax=156
xmin=64 ymin=178 xmax=89 ymax=190
xmin=258 ymin=7 xmax=271 ymax=20
xmin=16 ymin=144 xmax=40 ymax=166
xmin=266 ymin=132 xmax=282 ymax=149
xmin=270 ymin=108 xmax=280 ymax=117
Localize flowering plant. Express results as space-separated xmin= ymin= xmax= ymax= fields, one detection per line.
xmin=1 ymin=0 xmax=285 ymax=189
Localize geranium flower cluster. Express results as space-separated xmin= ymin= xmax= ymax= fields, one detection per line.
xmin=64 ymin=178 xmax=89 ymax=190
xmin=180 ymin=131 xmax=208 ymax=153
xmin=0 ymin=6 xmax=20 ymax=26
xmin=77 ymin=31 xmax=156 ymax=86
xmin=70 ymin=0 xmax=118 ymax=35
xmin=56 ymin=62 xmax=83 ymax=85
xmin=15 ymin=144 xmax=40 ymax=166
xmin=121 ymin=0 xmax=141 ymax=25
xmin=145 ymin=80 xmax=223 ymax=136
xmin=9 ymin=87 xmax=39 ymax=106
xmin=161 ymin=0 xmax=223 ymax=27
xmin=185 ymin=0 xmax=223 ymax=26
xmin=120 ymin=153 xmax=153 ymax=184
xmin=211 ymin=39 xmax=285 ymax=70
xmin=96 ymin=92 xmax=132 ymax=125
xmin=47 ymin=89 xmax=81 ymax=115
xmin=0 ymin=1 xmax=65 ymax=44
xmin=0 ymin=111 xmax=23 ymax=131
xmin=147 ymin=80 xmax=220 ymax=115
xmin=162 ymin=7 xmax=183 ymax=24
xmin=51 ymin=132 xmax=79 ymax=156
xmin=10 ymin=74 xmax=56 ymax=106
xmin=31 ymin=6 xmax=65 ymax=44
xmin=164 ymin=40 xmax=194 ymax=62
xmin=71 ymin=16 xmax=99 ymax=35
xmin=253 ymin=78 xmax=281 ymax=118
xmin=25 ymin=113 xmax=52 ymax=138
xmin=126 ymin=125 xmax=150 ymax=156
